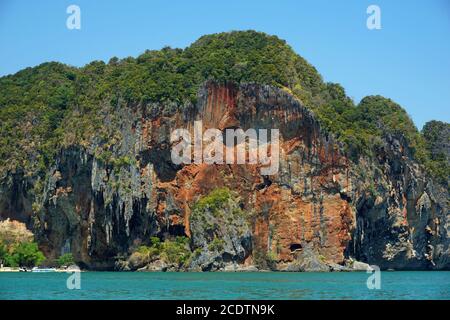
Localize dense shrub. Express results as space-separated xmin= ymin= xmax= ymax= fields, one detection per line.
xmin=56 ymin=253 xmax=75 ymax=267
xmin=421 ymin=121 xmax=450 ymax=186
xmin=0 ymin=219 xmax=46 ymax=268
xmin=192 ymin=187 xmax=233 ymax=215
xmin=128 ymin=236 xmax=191 ymax=268
xmin=8 ymin=242 xmax=45 ymax=268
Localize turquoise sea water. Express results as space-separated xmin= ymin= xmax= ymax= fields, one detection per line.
xmin=0 ymin=271 xmax=449 ymax=300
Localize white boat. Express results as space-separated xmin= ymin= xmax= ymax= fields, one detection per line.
xmin=31 ymin=267 xmax=57 ymax=272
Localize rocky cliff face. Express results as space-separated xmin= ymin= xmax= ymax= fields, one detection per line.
xmin=0 ymin=81 xmax=448 ymax=270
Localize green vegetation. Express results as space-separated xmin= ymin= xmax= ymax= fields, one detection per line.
xmin=129 ymin=236 xmax=191 ymax=267
xmin=56 ymin=253 xmax=75 ymax=267
xmin=0 ymin=219 xmax=45 ymax=267
xmin=0 ymin=31 xmax=322 ymax=179
xmin=7 ymin=242 xmax=45 ymax=268
xmin=159 ymin=237 xmax=191 ymax=265
xmin=0 ymin=242 xmax=8 ymax=265
xmin=0 ymin=63 xmax=77 ymax=175
xmin=0 ymin=240 xmax=45 ymax=268
xmin=190 ymin=187 xmax=247 ymax=233
xmin=0 ymin=219 xmax=46 ymax=268
xmin=310 ymin=91 xmax=423 ymax=159
xmin=190 ymin=187 xmax=250 ymax=261
xmin=192 ymin=187 xmax=233 ymax=215
xmin=421 ymin=121 xmax=450 ymax=186
xmin=208 ymin=237 xmax=225 ymax=252
xmin=252 ymin=249 xmax=277 ymax=270
xmin=0 ymin=30 xmax=447 ymax=187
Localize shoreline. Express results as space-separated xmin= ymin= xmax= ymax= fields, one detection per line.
xmin=1 ymin=267 xmax=448 ymax=273
xmin=0 ymin=267 xmax=83 ymax=273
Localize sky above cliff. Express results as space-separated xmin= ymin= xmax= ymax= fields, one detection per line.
xmin=0 ymin=0 xmax=449 ymax=129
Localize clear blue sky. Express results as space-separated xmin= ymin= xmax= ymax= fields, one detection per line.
xmin=1 ymin=0 xmax=449 ymax=129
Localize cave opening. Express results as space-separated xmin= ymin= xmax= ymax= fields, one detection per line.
xmin=290 ymin=243 xmax=302 ymax=252
xmin=158 ymin=224 xmax=187 ymax=238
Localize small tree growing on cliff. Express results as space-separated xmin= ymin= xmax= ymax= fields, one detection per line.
xmin=160 ymin=237 xmax=191 ymax=266
xmin=56 ymin=253 xmax=75 ymax=267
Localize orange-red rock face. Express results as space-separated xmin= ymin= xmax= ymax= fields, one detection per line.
xmin=139 ymin=82 xmax=355 ymax=266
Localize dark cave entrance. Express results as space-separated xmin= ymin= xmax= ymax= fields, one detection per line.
xmin=290 ymin=243 xmax=302 ymax=252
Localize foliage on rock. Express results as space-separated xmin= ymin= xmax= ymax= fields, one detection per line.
xmin=0 ymin=31 xmax=446 ymax=187
xmin=0 ymin=219 xmax=45 ymax=267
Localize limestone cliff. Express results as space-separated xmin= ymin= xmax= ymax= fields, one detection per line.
xmin=1 ymin=81 xmax=448 ymax=271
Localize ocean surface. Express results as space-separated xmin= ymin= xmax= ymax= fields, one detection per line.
xmin=0 ymin=271 xmax=449 ymax=300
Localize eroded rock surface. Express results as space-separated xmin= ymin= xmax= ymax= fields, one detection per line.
xmin=0 ymin=81 xmax=448 ymax=271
